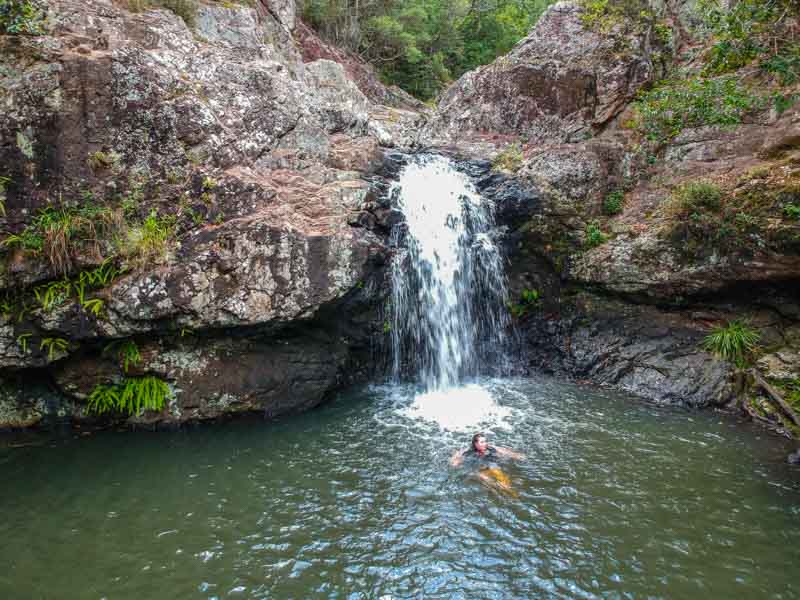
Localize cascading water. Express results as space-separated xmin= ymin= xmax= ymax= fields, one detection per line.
xmin=389 ymin=154 xmax=511 ymax=392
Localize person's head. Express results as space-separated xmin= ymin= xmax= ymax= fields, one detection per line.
xmin=471 ymin=432 xmax=488 ymax=453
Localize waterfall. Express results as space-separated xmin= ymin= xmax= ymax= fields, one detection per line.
xmin=389 ymin=154 xmax=510 ymax=391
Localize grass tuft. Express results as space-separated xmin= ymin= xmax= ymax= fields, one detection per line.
xmin=702 ymin=320 xmax=760 ymax=368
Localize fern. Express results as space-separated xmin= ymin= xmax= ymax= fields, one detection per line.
xmin=39 ymin=336 xmax=68 ymax=361
xmin=82 ymin=298 xmax=104 ymax=316
xmin=33 ymin=279 xmax=71 ymax=311
xmin=103 ymin=339 xmax=141 ymax=372
xmin=87 ymin=384 xmax=120 ymax=415
xmin=16 ymin=332 xmax=31 ymax=353
xmin=86 ymin=376 xmax=170 ymax=416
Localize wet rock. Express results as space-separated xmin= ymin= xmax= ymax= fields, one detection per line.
xmin=757 ymin=351 xmax=800 ymax=384
xmin=788 ymin=449 xmax=800 ymax=464
xmin=514 ymin=293 xmax=737 ymax=408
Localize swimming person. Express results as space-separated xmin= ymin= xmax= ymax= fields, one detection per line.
xmin=449 ymin=432 xmax=524 ymax=467
xmin=450 ymin=433 xmax=525 ymax=496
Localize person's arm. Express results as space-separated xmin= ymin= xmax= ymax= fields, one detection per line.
xmin=495 ymin=446 xmax=525 ymax=460
xmin=450 ymin=450 xmax=464 ymax=467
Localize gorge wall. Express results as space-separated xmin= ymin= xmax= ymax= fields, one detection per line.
xmin=0 ymin=0 xmax=420 ymax=427
xmin=1 ymin=0 xmax=799 ymax=437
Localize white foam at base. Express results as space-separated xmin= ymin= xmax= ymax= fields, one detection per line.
xmin=399 ymin=384 xmax=512 ymax=433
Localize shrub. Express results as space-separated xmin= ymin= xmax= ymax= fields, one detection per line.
xmin=584 ymin=222 xmax=608 ymax=248
xmin=784 ymin=203 xmax=800 ymax=219
xmin=702 ymin=320 xmax=760 ymax=367
xmin=87 ymin=376 xmax=171 ymax=416
xmin=668 ymin=181 xmax=723 ymax=214
xmin=632 ymin=76 xmax=765 ymax=143
xmin=86 ymin=150 xmax=121 ymax=172
xmin=603 ymin=190 xmax=625 ymax=215
xmin=492 ymin=143 xmax=524 ymax=174
xmin=509 ymin=288 xmax=540 ymax=319
xmin=0 ymin=0 xmax=45 ymax=35
xmin=761 ymin=46 xmax=800 ymax=86
xmin=698 ymin=0 xmax=799 ymax=78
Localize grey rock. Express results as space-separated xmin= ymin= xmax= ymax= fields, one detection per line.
xmin=423 ymin=1 xmax=664 ymax=145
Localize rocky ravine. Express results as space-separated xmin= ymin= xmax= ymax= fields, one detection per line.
xmin=2 ymin=0 xmax=799 ymax=436
xmin=0 ymin=0 xmax=420 ymax=428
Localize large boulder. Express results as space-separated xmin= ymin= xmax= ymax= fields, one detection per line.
xmin=422 ymin=1 xmax=664 ymax=146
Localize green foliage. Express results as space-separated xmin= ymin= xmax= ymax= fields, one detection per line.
xmin=87 ymin=376 xmax=171 ymax=416
xmin=509 ymin=288 xmax=540 ymax=319
xmin=773 ymin=93 xmax=799 ymax=114
xmin=784 ymin=203 xmax=800 ymax=219
xmin=1 ymin=229 xmax=43 ymax=253
xmin=120 ymin=210 xmax=175 ymax=267
xmin=86 ymin=150 xmax=121 ymax=172
xmin=104 ymin=339 xmax=142 ymax=373
xmin=39 ymin=336 xmax=68 ymax=361
xmin=383 ymin=320 xmax=391 ymax=334
xmin=761 ymin=46 xmax=800 ymax=86
xmin=664 ymin=181 xmax=738 ymax=253
xmin=579 ymin=0 xmax=656 ymax=33
xmin=32 ymin=259 xmax=123 ymax=313
xmin=702 ymin=320 xmax=760 ymax=367
xmin=786 ymin=378 xmax=800 ymax=410
xmin=123 ymin=0 xmax=196 ymax=27
xmin=0 ymin=175 xmax=9 ymax=217
xmin=2 ymin=296 xmax=31 ymax=323
xmin=301 ymin=0 xmax=555 ymax=100
xmin=603 ymin=190 xmax=625 ymax=215
xmin=0 ymin=0 xmax=45 ymax=35
xmin=1 ymin=204 xmax=123 ymax=275
xmin=492 ymin=143 xmax=524 ymax=173
xmin=698 ymin=0 xmax=799 ymax=78
xmin=584 ymin=222 xmax=608 ymax=249
xmin=81 ymin=298 xmax=104 ymax=316
xmin=669 ymin=181 xmax=723 ymax=214
xmin=201 ymin=176 xmax=217 ymax=191
xmin=33 ymin=279 xmax=71 ymax=311
xmin=16 ymin=332 xmax=30 ymax=353
xmin=632 ymin=76 xmax=765 ymax=143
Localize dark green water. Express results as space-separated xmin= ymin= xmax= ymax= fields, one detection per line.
xmin=1 ymin=377 xmax=798 ymax=599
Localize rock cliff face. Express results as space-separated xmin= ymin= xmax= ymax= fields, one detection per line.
xmin=423 ymin=1 xmax=666 ymax=146
xmin=433 ymin=1 xmax=800 ymax=432
xmin=0 ymin=0 xmax=414 ymax=427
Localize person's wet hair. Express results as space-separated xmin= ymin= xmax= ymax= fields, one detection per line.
xmin=471 ymin=432 xmax=486 ymax=451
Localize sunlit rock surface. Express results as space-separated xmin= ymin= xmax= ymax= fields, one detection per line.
xmin=0 ymin=0 xmax=408 ymax=427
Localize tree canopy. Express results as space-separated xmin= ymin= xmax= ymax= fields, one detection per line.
xmin=300 ymin=0 xmax=556 ymax=100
